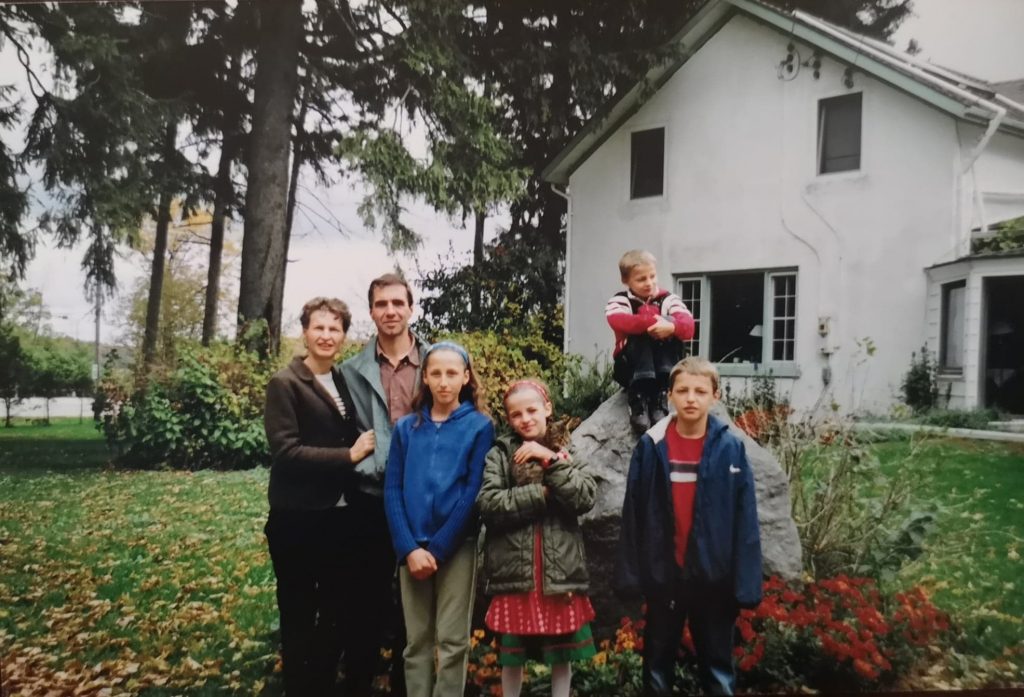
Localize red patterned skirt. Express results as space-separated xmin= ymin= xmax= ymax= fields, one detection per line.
xmin=485 ymin=525 xmax=595 ymax=635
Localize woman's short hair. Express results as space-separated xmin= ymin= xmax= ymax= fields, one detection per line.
xmin=300 ymin=297 xmax=352 ymax=332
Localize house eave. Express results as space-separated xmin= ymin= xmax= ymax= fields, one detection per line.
xmin=926 ymin=249 xmax=1024 ymax=270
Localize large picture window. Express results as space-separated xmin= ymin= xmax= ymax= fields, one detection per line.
xmin=676 ymin=270 xmax=798 ymax=364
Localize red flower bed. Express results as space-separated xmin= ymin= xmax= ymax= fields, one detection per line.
xmin=467 ymin=576 xmax=951 ymax=694
xmin=733 ymin=575 xmax=950 ymax=688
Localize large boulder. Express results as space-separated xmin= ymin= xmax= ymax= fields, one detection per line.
xmin=570 ymin=391 xmax=802 ymax=633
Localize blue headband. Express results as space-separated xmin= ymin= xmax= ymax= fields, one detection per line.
xmin=425 ymin=340 xmax=470 ymax=366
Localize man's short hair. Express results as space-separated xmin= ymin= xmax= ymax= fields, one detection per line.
xmin=300 ymin=297 xmax=352 ymax=332
xmin=669 ymin=356 xmax=720 ymax=393
xmin=367 ymin=273 xmax=413 ymax=309
xmin=618 ymin=249 xmax=658 ymax=282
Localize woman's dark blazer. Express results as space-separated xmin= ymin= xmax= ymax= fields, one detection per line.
xmin=264 ymin=356 xmax=362 ymax=510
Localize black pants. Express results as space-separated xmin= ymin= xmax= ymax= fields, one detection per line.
xmin=265 ymin=493 xmax=395 ymax=696
xmin=614 ymin=335 xmax=684 ymax=391
xmin=642 ymin=579 xmax=738 ymax=696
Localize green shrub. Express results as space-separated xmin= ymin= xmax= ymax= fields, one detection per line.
xmin=901 ymin=346 xmax=938 ymax=414
xmin=772 ymin=417 xmax=937 ymax=581
xmin=99 ymin=343 xmax=276 ymax=470
xmin=558 ymin=354 xmax=618 ymax=422
xmin=440 ymin=325 xmax=568 ymax=420
xmin=916 ymin=408 xmax=1001 ymax=430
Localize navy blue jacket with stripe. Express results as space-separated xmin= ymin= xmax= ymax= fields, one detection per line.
xmin=615 ymin=413 xmax=764 ymax=609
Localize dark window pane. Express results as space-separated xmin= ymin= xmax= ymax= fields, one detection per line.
xmin=631 ymin=128 xmax=665 ymax=198
xmin=819 ymin=93 xmax=862 ymax=174
xmin=941 ymin=281 xmax=966 ymax=370
xmin=709 ymin=273 xmax=763 ymax=363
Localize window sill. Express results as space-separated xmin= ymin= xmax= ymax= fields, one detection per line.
xmin=806 ymin=171 xmax=867 ymax=191
xmin=938 ymin=370 xmax=964 ymax=379
xmin=716 ymin=363 xmax=801 ymax=379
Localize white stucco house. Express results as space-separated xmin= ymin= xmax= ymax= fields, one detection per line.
xmin=543 ymin=0 xmax=1024 ymax=416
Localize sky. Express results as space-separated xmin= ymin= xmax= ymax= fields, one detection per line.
xmin=8 ymin=0 xmax=1024 ymax=348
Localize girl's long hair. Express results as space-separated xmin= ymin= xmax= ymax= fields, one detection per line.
xmin=503 ymin=379 xmax=569 ymax=450
xmin=412 ymin=349 xmax=490 ymax=425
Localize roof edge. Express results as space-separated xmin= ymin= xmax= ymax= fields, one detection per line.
xmin=542 ymin=0 xmax=1020 ymax=186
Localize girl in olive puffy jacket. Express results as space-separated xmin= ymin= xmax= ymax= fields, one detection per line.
xmin=477 ymin=379 xmax=598 ymax=697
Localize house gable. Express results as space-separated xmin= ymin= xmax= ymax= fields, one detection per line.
xmin=543 ymin=0 xmax=1024 ymax=187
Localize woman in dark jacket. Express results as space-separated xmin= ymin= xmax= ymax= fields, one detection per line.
xmin=264 ymin=297 xmax=377 ymax=696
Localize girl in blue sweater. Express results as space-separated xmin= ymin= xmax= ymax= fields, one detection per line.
xmin=384 ymin=341 xmax=495 ymax=697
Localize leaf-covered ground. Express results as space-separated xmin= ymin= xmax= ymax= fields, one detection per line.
xmin=0 ymin=422 xmax=281 ymax=695
xmin=0 ymin=422 xmax=1021 ymax=694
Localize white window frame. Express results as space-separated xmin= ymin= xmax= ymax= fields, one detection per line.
xmin=675 ymin=269 xmax=798 ymax=369
xmin=939 ymin=279 xmax=966 ymax=374
xmin=766 ymin=271 xmax=798 ymax=364
xmin=816 ymin=91 xmax=863 ymax=176
xmin=676 ymin=276 xmax=707 ymax=358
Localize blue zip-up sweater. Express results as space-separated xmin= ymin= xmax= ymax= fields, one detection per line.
xmin=384 ymin=401 xmax=495 ymax=565
xmin=615 ymin=414 xmax=763 ymax=609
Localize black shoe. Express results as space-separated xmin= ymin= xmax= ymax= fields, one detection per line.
xmin=629 ymin=392 xmax=650 ymax=433
xmin=648 ymin=393 xmax=668 ymax=424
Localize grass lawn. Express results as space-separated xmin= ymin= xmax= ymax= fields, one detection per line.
xmin=874 ymin=436 xmax=1024 ymax=670
xmin=0 ymin=420 xmax=281 ymax=695
xmin=0 ymin=420 xmax=1021 ymax=694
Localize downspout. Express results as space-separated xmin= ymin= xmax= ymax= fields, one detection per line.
xmin=550 ymin=182 xmax=572 ymax=355
xmin=792 ymin=10 xmax=1008 ymax=255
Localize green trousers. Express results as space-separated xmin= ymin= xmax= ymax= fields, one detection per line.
xmin=399 ymin=539 xmax=478 ymax=697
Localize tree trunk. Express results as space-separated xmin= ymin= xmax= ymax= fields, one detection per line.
xmin=268 ymin=89 xmax=307 ymax=347
xmin=142 ymin=120 xmax=179 ymax=370
xmin=202 ymin=135 xmax=236 ymax=346
xmin=202 ymin=49 xmax=243 ymax=347
xmin=237 ymin=0 xmax=302 ymax=357
xmin=472 ymin=209 xmax=485 ymax=316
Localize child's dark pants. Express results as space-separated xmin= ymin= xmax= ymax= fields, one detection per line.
xmin=613 ymin=334 xmax=683 ymax=392
xmin=642 ymin=578 xmax=738 ymax=696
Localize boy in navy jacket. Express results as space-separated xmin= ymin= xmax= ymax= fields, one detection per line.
xmin=615 ymin=357 xmax=762 ymax=696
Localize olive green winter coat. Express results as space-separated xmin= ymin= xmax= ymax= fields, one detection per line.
xmin=477 ymin=435 xmax=597 ymax=596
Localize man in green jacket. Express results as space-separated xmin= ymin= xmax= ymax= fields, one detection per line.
xmin=341 ymin=273 xmax=426 ymax=697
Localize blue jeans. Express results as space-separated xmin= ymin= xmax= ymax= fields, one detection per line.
xmin=642 ymin=578 xmax=738 ymax=696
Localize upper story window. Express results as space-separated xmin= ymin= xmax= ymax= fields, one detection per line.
xmin=818 ymin=92 xmax=862 ymax=174
xmin=630 ymin=127 xmax=665 ymax=198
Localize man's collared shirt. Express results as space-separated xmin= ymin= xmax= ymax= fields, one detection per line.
xmin=376 ymin=337 xmax=420 ymax=425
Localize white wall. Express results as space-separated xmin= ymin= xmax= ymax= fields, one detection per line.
xmin=566 ymin=12 xmax=973 ymax=414
xmin=974 ymin=129 xmax=1024 ymax=226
